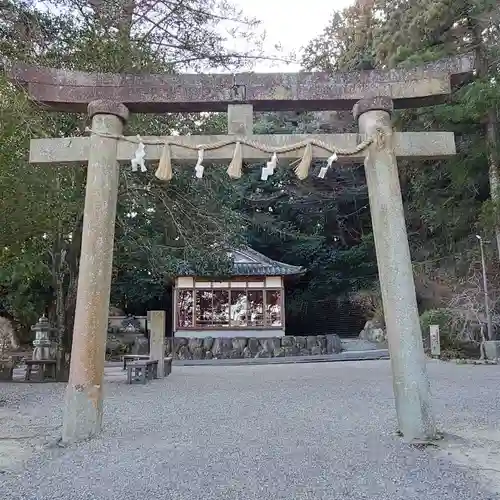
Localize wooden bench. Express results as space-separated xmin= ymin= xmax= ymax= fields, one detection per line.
xmin=123 ymin=355 xmax=173 ymax=377
xmin=25 ymin=360 xmax=57 ymax=382
xmin=126 ymin=360 xmax=158 ymax=384
xmin=122 ymin=354 xmax=149 ymax=370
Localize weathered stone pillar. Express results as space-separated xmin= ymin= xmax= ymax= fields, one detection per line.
xmin=62 ymin=100 xmax=129 ymax=444
xmin=353 ymin=97 xmax=437 ymax=442
xmin=148 ymin=311 xmax=166 ymax=377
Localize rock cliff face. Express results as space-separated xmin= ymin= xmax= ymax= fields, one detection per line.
xmin=164 ymin=335 xmax=343 ymax=360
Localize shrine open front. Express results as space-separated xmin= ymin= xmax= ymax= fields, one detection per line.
xmin=173 ymin=248 xmax=302 ymax=338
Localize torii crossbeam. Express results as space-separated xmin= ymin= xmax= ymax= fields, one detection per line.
xmin=30 ymin=131 xmax=456 ymax=165
xmin=9 ymin=57 xmax=474 ymax=445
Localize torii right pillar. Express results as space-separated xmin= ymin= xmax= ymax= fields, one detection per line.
xmin=353 ymin=97 xmax=437 ymax=442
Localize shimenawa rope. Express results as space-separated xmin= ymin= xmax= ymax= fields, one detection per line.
xmin=84 ymin=126 xmax=375 ymax=181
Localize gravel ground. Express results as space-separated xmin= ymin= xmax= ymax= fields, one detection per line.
xmin=1 ymin=360 xmax=500 ymax=500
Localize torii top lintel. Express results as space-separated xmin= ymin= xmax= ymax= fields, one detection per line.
xmin=8 ymin=55 xmax=474 ymax=114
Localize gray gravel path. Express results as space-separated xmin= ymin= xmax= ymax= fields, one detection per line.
xmin=1 ymin=360 xmax=500 ymax=500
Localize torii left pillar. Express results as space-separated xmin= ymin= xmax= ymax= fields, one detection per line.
xmin=62 ymin=100 xmax=129 ymax=444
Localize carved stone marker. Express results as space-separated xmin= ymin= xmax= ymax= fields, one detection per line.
xmin=484 ymin=340 xmax=500 ymax=361
xmin=148 ymin=310 xmax=166 ymax=378
xmin=12 ymin=56 xmax=473 ymax=444
xmin=430 ymin=325 xmax=441 ymax=358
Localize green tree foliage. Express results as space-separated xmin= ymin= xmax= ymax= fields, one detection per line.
xmin=302 ymin=0 xmax=500 ymax=332
xmin=303 ymin=4 xmax=378 ymax=71
xmin=0 ymin=0 xmax=263 ymax=344
xmin=5 ymin=0 xmax=500 ymax=344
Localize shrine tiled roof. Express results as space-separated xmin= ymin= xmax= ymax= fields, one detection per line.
xmin=179 ymin=247 xmax=304 ymax=277
xmin=229 ymin=247 xmax=304 ymax=277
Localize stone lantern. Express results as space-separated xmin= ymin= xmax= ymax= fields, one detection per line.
xmin=32 ymin=315 xmax=57 ymax=361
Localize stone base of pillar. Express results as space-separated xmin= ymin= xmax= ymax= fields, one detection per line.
xmin=62 ymin=384 xmax=103 ymax=444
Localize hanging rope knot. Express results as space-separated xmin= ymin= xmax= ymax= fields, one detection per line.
xmin=294 ymin=142 xmax=313 ymax=180
xmin=155 ymin=141 xmax=173 ymax=181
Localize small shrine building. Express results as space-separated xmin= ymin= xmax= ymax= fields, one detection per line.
xmin=173 ymin=248 xmax=303 ymax=338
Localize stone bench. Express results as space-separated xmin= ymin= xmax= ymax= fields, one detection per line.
xmin=126 ymin=360 xmax=158 ymax=384
xmin=24 ymin=359 xmax=57 ymax=382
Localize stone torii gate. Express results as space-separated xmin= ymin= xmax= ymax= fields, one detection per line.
xmin=10 ymin=55 xmax=473 ymax=444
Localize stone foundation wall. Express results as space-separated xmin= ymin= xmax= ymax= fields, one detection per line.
xmin=167 ymin=335 xmax=342 ymax=360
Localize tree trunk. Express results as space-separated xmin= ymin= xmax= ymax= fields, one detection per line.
xmin=64 ymin=273 xmax=78 ymax=351
xmin=487 ymin=112 xmax=500 ymax=258
xmin=55 ymin=267 xmax=67 ymax=378
xmin=471 ymin=15 xmax=500 ymax=258
xmin=63 ymin=211 xmax=85 ymax=358
xmin=50 ymin=227 xmax=66 ymax=376
xmin=89 ymin=0 xmax=135 ymax=70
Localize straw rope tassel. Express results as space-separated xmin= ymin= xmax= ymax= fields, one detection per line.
xmin=227 ymin=141 xmax=243 ymax=179
xmin=155 ymin=142 xmax=173 ymax=181
xmin=294 ymin=142 xmax=313 ymax=180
